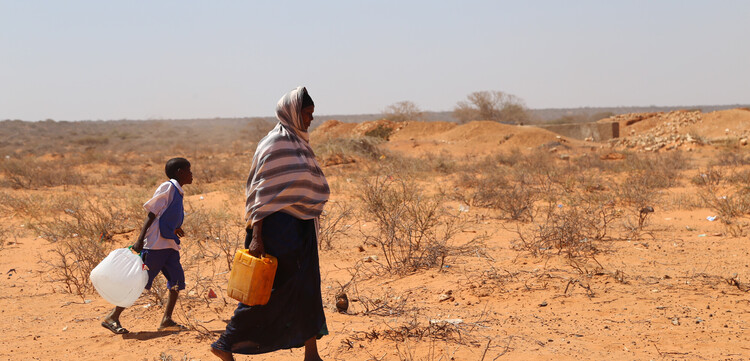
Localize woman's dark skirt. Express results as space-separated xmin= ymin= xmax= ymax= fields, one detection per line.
xmin=211 ymin=211 xmax=328 ymax=354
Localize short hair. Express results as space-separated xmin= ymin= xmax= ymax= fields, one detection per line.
xmin=165 ymin=157 xmax=190 ymax=180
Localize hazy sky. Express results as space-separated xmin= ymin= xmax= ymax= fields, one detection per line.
xmin=1 ymin=1 xmax=748 ymax=121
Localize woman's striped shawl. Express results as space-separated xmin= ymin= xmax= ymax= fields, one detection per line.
xmin=245 ymin=86 xmax=330 ymax=228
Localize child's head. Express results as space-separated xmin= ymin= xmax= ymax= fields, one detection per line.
xmin=165 ymin=157 xmax=192 ymax=185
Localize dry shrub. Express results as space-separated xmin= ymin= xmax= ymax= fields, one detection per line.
xmin=615 ymin=172 xmax=662 ymax=238
xmin=382 ymin=100 xmax=424 ymax=123
xmin=313 ymin=136 xmax=383 ymax=165
xmin=725 ymin=168 xmax=750 ymax=187
xmin=691 ymin=167 xmax=724 ymax=187
xmin=455 ymin=170 xmax=536 ymax=221
xmin=107 ymin=163 xmax=163 ymax=188
xmin=622 ymin=152 xmax=689 ymax=188
xmin=319 ymin=200 xmax=354 ymax=250
xmin=27 ymin=191 xmax=145 ymax=243
xmin=694 ymin=170 xmax=750 ymax=236
xmin=455 ymin=151 xmax=564 ymax=221
xmin=193 ymin=157 xmax=244 ymax=184
xmin=44 ymin=237 xmax=109 ymax=298
xmin=615 ymin=172 xmax=661 ymax=212
xmin=0 ymin=223 xmax=11 ymax=251
xmin=512 ymin=192 xmax=620 ymax=274
xmin=713 ymin=148 xmax=750 ymax=167
xmin=358 ymin=174 xmax=463 ymax=273
xmin=0 ymin=191 xmax=48 ymax=216
xmin=349 ymin=315 xmax=468 ymax=345
xmin=421 ymin=151 xmax=456 ymax=174
xmin=342 ymin=281 xmax=413 ymax=317
xmin=5 ymin=189 xmax=146 ymax=297
xmin=364 ymin=124 xmax=394 ymax=140
xmin=0 ymin=157 xmax=85 ymax=189
xmin=374 ymin=153 xmax=452 ymax=177
xmin=182 ymin=204 xmax=245 ymax=270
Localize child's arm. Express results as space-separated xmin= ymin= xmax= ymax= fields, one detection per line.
xmin=132 ymin=212 xmax=156 ymax=253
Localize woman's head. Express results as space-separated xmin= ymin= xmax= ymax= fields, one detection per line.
xmin=276 ymin=86 xmax=315 ymax=141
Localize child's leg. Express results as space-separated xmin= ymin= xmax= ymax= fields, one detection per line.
xmin=160 ymin=288 xmax=179 ymax=328
xmin=102 ymin=306 xmax=129 ymax=334
xmin=157 ymin=249 xmax=185 ymax=330
xmin=106 ymin=306 xmax=125 ymax=323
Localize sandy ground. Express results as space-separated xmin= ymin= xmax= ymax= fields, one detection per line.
xmin=2 ymin=109 xmax=750 ymax=361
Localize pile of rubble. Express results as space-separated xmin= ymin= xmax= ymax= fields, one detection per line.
xmin=606 ymin=112 xmax=660 ymax=126
xmin=608 ymin=111 xmax=707 ymax=152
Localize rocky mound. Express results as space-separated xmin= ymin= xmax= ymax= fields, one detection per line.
xmin=607 ymin=109 xmax=750 ymax=152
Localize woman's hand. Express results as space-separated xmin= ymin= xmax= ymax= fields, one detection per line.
xmin=175 ymin=227 xmax=185 ymax=238
xmin=247 ymin=221 xmax=265 ymax=258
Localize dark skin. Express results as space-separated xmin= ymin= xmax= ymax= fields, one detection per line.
xmin=103 ymin=165 xmax=193 ymax=334
xmin=212 ymin=105 xmax=322 ymax=360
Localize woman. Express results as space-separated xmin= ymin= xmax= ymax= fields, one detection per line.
xmin=212 ymin=86 xmax=330 ymax=361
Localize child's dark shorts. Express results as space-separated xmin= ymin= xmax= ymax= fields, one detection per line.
xmin=141 ymin=249 xmax=185 ymax=291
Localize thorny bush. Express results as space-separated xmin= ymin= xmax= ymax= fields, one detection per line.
xmin=358 ymin=173 xmax=463 ymax=273
xmin=512 ymin=192 xmax=620 ymax=274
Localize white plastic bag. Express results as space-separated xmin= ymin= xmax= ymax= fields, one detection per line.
xmin=90 ymin=248 xmax=148 ymax=308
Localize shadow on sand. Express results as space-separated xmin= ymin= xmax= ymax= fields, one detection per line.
xmin=122 ymin=329 xmax=224 ymax=341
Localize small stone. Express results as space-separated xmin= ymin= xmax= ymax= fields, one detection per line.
xmin=438 ymin=290 xmax=454 ymax=302
xmin=362 ymin=255 xmax=378 ymax=262
xmin=539 ymin=301 xmax=548 ymax=307
xmin=671 ymin=317 xmax=680 ymax=326
xmin=335 ymin=292 xmax=349 ymax=313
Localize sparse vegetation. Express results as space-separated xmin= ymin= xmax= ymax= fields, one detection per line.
xmin=453 ymin=90 xmax=530 ymax=124
xmin=357 ymin=173 xmax=464 ymax=273
xmin=382 ymin=101 xmax=424 ymax=123
xmin=313 ymin=136 xmax=384 ymax=165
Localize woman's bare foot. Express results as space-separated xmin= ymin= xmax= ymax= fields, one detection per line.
xmin=210 ymin=347 xmax=234 ymax=361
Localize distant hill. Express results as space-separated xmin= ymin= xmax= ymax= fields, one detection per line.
xmin=313 ymin=104 xmax=750 ymax=127
xmin=4 ymin=104 xmax=748 ymax=132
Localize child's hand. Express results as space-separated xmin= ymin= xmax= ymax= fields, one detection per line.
xmin=175 ymin=227 xmax=185 ymax=237
xmin=132 ymin=239 xmax=144 ymax=253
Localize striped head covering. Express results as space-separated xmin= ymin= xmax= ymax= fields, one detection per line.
xmin=245 ymin=86 xmax=330 ymax=228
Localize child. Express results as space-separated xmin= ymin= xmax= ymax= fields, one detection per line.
xmin=101 ymin=157 xmax=193 ymax=334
